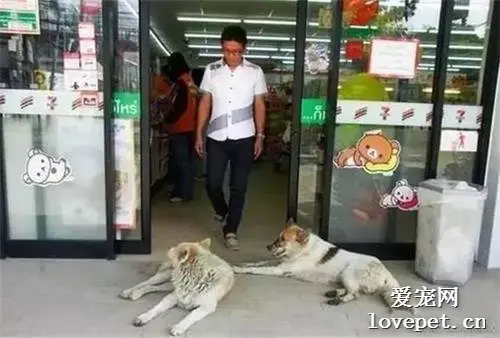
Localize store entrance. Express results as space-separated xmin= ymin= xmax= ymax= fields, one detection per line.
xmin=144 ymin=1 xmax=297 ymax=260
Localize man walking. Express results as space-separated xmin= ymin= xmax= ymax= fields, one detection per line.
xmin=195 ymin=25 xmax=267 ymax=250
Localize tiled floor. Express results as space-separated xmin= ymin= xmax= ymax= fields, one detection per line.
xmin=2 ymin=164 xmax=499 ymax=337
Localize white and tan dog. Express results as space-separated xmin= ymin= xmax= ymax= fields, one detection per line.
xmin=233 ymin=219 xmax=415 ymax=313
xmin=120 ymin=238 xmax=235 ymax=336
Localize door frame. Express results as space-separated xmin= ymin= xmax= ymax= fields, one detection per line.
xmin=0 ymin=0 xmax=116 ymax=259
xmin=114 ymin=0 xmax=152 ymax=255
xmin=288 ymin=0 xmax=500 ymax=260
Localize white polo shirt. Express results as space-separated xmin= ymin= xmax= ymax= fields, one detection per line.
xmin=200 ymin=58 xmax=268 ymax=141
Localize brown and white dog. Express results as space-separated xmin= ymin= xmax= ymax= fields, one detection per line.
xmin=119 ymin=238 xmax=235 ymax=336
xmin=233 ymin=219 xmax=415 ymax=313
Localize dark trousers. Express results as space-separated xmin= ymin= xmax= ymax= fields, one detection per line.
xmin=170 ymin=132 xmax=194 ymax=200
xmin=206 ymin=136 xmax=254 ymax=235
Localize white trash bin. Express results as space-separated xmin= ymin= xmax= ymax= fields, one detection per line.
xmin=415 ymin=179 xmax=487 ymax=286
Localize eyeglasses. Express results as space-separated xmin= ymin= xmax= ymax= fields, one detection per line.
xmin=222 ymin=48 xmax=243 ymax=56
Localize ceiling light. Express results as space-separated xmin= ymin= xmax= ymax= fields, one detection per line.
xmin=185 ymin=33 xmax=220 ymax=39
xmin=423 ymin=88 xmax=461 ymax=94
xmin=249 ymin=35 xmax=290 ymax=41
xmin=420 ymin=43 xmax=484 ymax=50
xmin=244 ymin=19 xmax=295 ymax=25
xmin=188 ymin=44 xmax=219 ymax=49
xmin=150 ymin=30 xmax=171 ymax=56
xmin=198 ymin=53 xmax=271 ymax=59
xmin=189 ymin=44 xmax=278 ymax=51
xmin=271 ymin=55 xmax=295 ymax=60
xmin=451 ymin=64 xmax=482 ymax=69
xmin=421 ymin=55 xmax=483 ymax=62
xmin=178 ymin=16 xmax=241 ymax=23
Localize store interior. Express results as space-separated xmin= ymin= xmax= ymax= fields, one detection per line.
xmin=144 ymin=1 xmax=296 ymax=260
xmin=117 ymin=0 xmax=490 ymax=259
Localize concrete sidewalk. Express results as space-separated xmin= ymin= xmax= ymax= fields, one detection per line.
xmin=1 ymin=259 xmax=499 ymax=337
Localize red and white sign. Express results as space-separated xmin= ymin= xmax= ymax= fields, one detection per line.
xmin=440 ymin=130 xmax=478 ymax=152
xmin=368 ymin=39 xmax=419 ymax=79
xmin=63 ymin=52 xmax=80 ymax=69
xmin=81 ymin=0 xmax=101 ymax=15
xmin=78 ymin=22 xmax=95 ymax=39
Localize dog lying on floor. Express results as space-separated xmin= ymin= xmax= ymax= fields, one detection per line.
xmin=233 ymin=219 xmax=415 ymax=313
xmin=119 ymin=238 xmax=235 ymax=336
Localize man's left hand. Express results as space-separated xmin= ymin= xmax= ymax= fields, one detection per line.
xmin=254 ymin=137 xmax=264 ymax=159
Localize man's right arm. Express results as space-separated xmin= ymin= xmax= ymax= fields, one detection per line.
xmin=197 ymin=66 xmax=213 ymax=138
xmin=197 ymin=94 xmax=211 ymax=137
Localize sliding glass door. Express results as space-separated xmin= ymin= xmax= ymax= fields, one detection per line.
xmin=292 ymin=0 xmax=498 ymax=259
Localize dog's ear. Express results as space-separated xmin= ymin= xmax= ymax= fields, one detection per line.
xmin=177 ymin=246 xmax=196 ymax=264
xmin=199 ymin=238 xmax=211 ymax=249
xmin=296 ymin=227 xmax=311 ymax=245
xmin=286 ymin=217 xmax=295 ymax=227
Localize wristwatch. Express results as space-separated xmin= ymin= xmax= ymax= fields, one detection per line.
xmin=256 ymin=132 xmax=265 ymax=139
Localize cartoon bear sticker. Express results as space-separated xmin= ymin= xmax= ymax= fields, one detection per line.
xmin=380 ymin=179 xmax=419 ymax=211
xmin=333 ymin=129 xmax=401 ymax=176
xmin=22 ymin=148 xmax=73 ymax=187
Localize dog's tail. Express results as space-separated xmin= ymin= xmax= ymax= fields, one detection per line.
xmin=379 ymin=274 xmax=418 ymax=315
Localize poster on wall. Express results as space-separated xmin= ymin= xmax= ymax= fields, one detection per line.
xmin=113 ymin=119 xmax=137 ymax=230
xmin=22 ymin=148 xmax=74 ymax=187
xmin=333 ymin=129 xmax=401 ymax=176
xmin=379 ymin=179 xmax=420 ymax=211
xmin=368 ymin=39 xmax=419 ymax=79
xmin=440 ymin=130 xmax=479 ymax=152
xmin=0 ymin=0 xmax=40 ymax=35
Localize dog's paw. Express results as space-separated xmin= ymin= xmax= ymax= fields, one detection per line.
xmin=326 ymin=297 xmax=343 ymax=306
xmin=119 ymin=288 xmax=133 ymax=299
xmin=169 ymin=324 xmax=185 ymax=336
xmin=132 ymin=314 xmax=149 ymax=327
xmin=324 ymin=289 xmax=338 ymax=298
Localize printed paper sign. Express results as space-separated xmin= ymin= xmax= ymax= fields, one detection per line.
xmin=22 ymin=148 xmax=73 ymax=187
xmin=78 ymin=22 xmax=95 ymax=39
xmin=80 ymin=54 xmax=97 ymax=70
xmin=369 ymin=39 xmax=419 ymax=79
xmin=81 ymin=0 xmax=101 ymax=14
xmin=333 ymin=129 xmax=401 ymax=176
xmin=64 ymin=70 xmax=98 ymax=91
xmin=113 ymin=119 xmax=137 ymax=229
xmin=380 ymin=179 xmax=419 ymax=211
xmin=63 ymin=52 xmax=80 ymax=69
xmin=79 ymin=39 xmax=96 ymax=55
xmin=440 ymin=130 xmax=479 ymax=152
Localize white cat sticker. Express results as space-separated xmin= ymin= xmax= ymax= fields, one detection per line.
xmin=379 ymin=179 xmax=419 ymax=211
xmin=22 ymin=148 xmax=73 ymax=187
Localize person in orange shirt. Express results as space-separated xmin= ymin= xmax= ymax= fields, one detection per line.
xmin=164 ymin=52 xmax=199 ymax=202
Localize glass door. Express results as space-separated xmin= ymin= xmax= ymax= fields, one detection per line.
xmin=294 ymin=0 xmax=483 ymax=259
xmin=0 ymin=0 xmax=114 ymax=258
xmin=112 ymin=0 xmax=151 ymax=254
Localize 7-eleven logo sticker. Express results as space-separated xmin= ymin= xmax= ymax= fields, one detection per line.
xmin=354 ymin=106 xmax=367 ymax=120
xmin=46 ymin=96 xmax=57 ymax=110
xmin=402 ymin=108 xmax=414 ymax=121
xmin=380 ymin=106 xmax=390 ymax=120
xmin=456 ymin=109 xmax=465 ymax=123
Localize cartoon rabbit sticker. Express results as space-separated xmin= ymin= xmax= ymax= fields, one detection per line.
xmin=380 ymin=179 xmax=419 ymax=211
